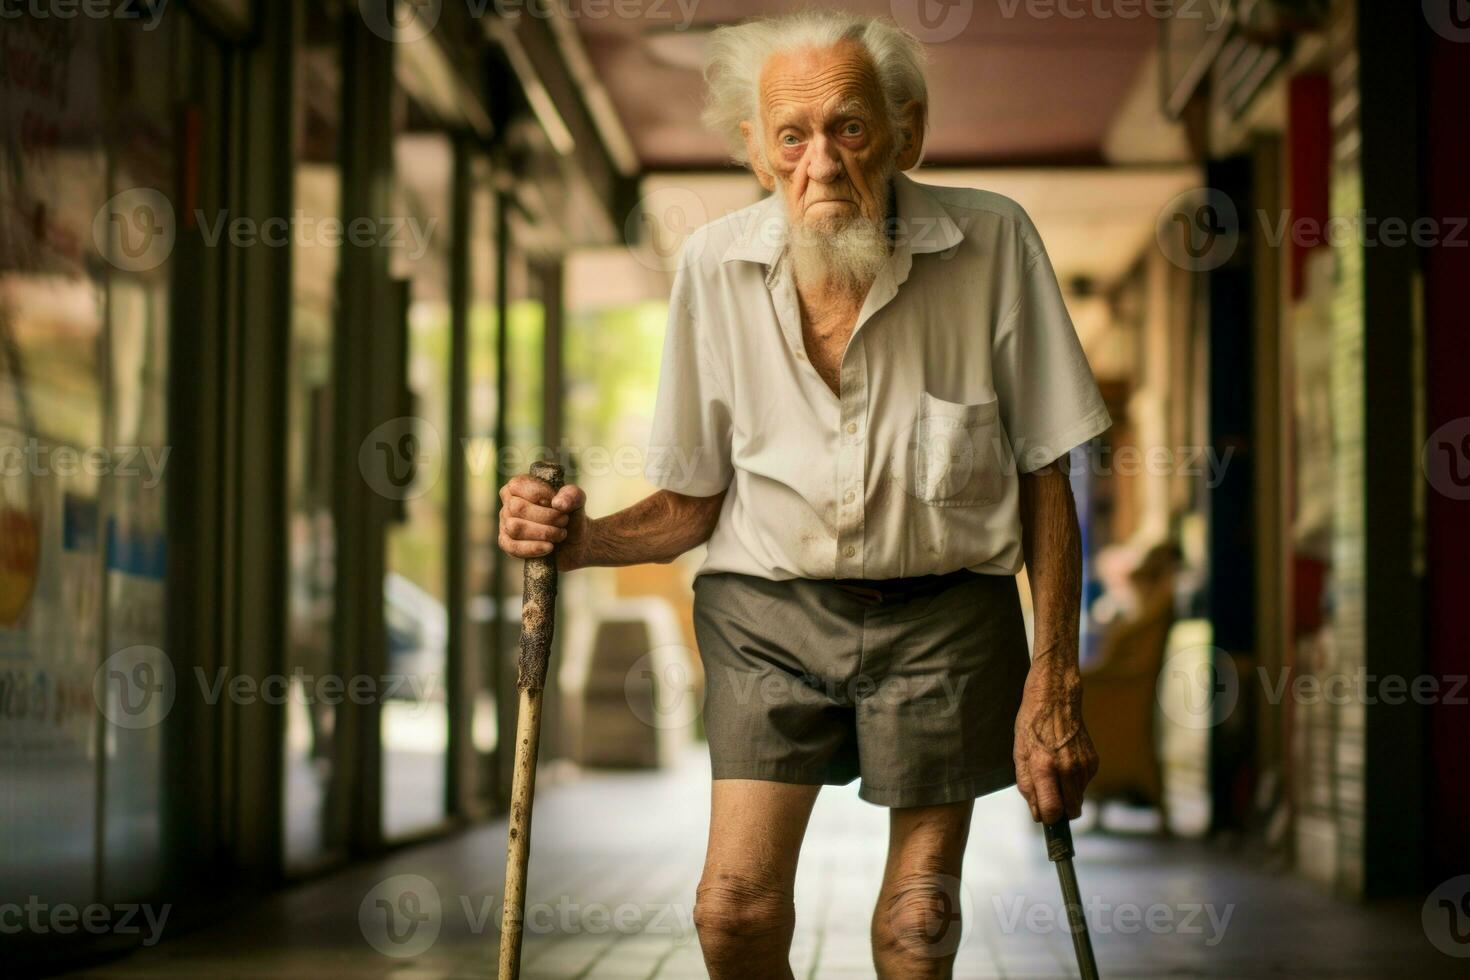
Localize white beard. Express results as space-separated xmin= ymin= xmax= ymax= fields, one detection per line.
xmin=783 ymin=177 xmax=893 ymax=296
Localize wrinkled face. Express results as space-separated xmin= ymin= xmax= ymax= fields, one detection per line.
xmin=742 ymin=41 xmax=921 ymax=233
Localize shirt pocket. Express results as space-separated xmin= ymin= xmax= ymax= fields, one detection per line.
xmin=913 ymin=391 xmax=1003 ymax=507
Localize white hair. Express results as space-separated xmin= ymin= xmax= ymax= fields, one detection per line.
xmin=701 ymin=9 xmax=929 ymax=168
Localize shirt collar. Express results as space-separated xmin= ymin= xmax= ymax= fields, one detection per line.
xmin=720 ymin=171 xmax=965 ymax=266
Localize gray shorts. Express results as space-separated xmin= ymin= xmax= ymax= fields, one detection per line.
xmin=691 ymin=569 xmax=1031 ymax=808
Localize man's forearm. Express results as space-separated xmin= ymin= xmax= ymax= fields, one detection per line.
xmin=1014 ymin=458 xmax=1099 ymax=823
xmin=563 ymin=489 xmax=726 ymax=571
xmin=1018 ymin=461 xmax=1082 ymax=673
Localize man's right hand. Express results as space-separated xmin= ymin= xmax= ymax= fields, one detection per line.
xmin=498 ymin=475 xmax=589 ymax=572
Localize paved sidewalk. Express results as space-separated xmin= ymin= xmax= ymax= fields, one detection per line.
xmin=72 ymin=750 xmax=1460 ymax=978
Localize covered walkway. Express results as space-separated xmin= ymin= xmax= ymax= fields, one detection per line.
xmin=73 ymin=754 xmax=1453 ymax=979
xmin=7 ymin=5 xmax=1470 ymax=977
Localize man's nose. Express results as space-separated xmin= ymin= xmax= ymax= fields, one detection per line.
xmin=804 ymin=136 xmax=843 ymax=183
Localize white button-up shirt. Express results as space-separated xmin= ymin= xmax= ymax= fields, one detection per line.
xmin=645 ymin=172 xmax=1111 ymax=581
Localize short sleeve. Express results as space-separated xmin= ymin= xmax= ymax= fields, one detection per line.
xmin=992 ymin=232 xmax=1112 ymax=473
xmin=643 ymin=258 xmax=734 ymax=495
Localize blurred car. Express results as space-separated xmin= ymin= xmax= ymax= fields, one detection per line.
xmin=384 ymin=571 xmax=447 ymax=700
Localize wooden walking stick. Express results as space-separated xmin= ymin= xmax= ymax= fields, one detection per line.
xmin=498 ymin=460 xmax=564 ymax=980
xmin=1044 ymin=819 xmax=1101 ymax=980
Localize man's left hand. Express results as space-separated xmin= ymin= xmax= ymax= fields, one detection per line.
xmin=1013 ymin=662 xmax=1098 ymax=824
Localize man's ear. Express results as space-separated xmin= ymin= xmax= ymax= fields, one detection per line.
xmin=894 ymin=100 xmax=926 ymax=172
xmin=741 ymin=120 xmax=776 ymax=191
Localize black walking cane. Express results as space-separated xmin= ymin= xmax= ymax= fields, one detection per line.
xmin=498 ymin=460 xmax=564 ymax=980
xmin=1044 ymin=819 xmax=1101 ymax=980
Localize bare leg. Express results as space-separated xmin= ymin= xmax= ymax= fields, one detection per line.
xmin=694 ymin=779 xmax=821 ymax=980
xmin=870 ymin=800 xmax=974 ymax=979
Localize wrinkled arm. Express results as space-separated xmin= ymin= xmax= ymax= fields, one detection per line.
xmin=1020 ymin=459 xmax=1083 ymax=674
xmin=1013 ymin=457 xmax=1098 ymax=824
xmin=559 ymin=488 xmax=725 ymax=572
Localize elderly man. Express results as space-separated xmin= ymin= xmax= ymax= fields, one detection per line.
xmin=498 ymin=10 xmax=1110 ymax=978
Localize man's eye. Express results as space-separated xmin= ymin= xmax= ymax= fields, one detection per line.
xmin=782 ymin=134 xmax=800 ymax=146
xmin=843 ymin=122 xmax=863 ymax=136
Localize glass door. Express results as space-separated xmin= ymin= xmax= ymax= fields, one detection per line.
xmin=381 ymin=124 xmax=454 ymax=839
xmin=283 ymin=2 xmax=345 ymax=872
xmin=466 ymin=159 xmax=501 ymax=807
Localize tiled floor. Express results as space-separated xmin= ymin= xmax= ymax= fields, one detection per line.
xmin=71 ymin=751 xmax=1461 ymax=978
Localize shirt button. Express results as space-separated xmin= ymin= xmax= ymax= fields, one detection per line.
xmin=844 ymin=546 xmax=856 ymax=558
xmin=843 ymin=490 xmax=855 ymax=503
xmin=845 ymin=422 xmax=857 ymax=434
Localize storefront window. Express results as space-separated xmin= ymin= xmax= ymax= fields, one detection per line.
xmin=1 ymin=15 xmax=176 ymax=907
xmin=466 ymin=165 xmax=500 ymax=796
xmin=101 ymin=14 xmax=176 ymax=902
xmin=382 ymin=129 xmax=453 ymax=839
xmin=283 ymin=7 xmax=344 ymax=871
xmin=0 ymin=18 xmax=110 ymax=910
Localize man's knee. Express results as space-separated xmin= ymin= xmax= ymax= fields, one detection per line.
xmin=694 ymin=870 xmax=794 ymax=950
xmin=872 ymin=870 xmax=965 ymax=962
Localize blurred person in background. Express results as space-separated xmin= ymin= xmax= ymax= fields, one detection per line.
xmin=1081 ymin=543 xmax=1182 ymax=831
